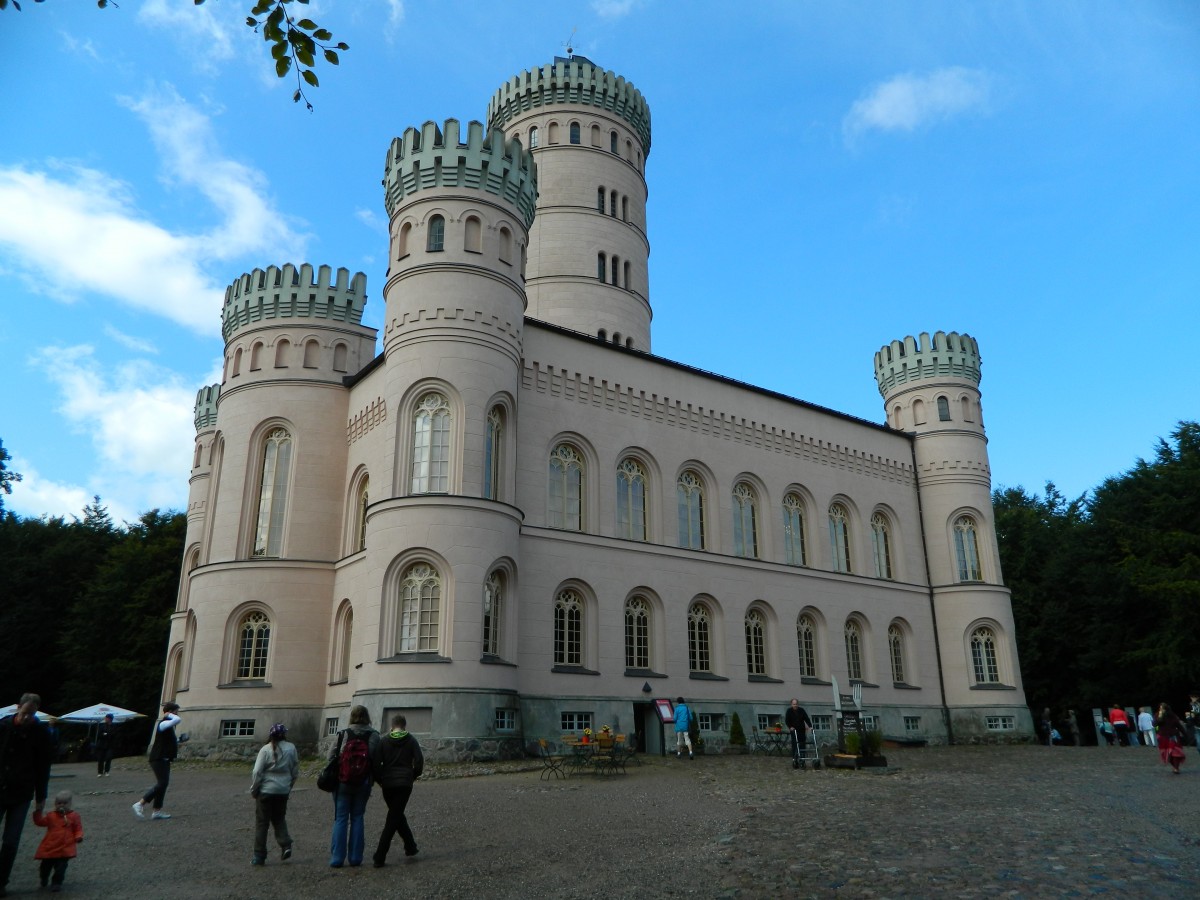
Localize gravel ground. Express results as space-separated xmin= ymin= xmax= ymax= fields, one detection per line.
xmin=4 ymin=743 xmax=1197 ymax=898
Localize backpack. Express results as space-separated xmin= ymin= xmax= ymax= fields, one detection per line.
xmin=338 ymin=730 xmax=372 ymax=785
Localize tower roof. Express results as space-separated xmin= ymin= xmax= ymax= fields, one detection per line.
xmin=221 ymin=263 xmax=367 ymax=341
xmin=874 ymin=331 xmax=981 ymax=397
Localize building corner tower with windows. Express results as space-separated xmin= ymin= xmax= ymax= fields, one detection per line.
xmin=162 ymin=56 xmax=1033 ymax=757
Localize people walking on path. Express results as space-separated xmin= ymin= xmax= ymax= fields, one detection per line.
xmin=1184 ymin=692 xmax=1200 ymax=759
xmin=250 ymin=723 xmax=299 ymax=866
xmin=1136 ymin=707 xmax=1156 ymax=747
xmin=0 ymin=693 xmax=53 ymax=899
xmin=94 ymin=714 xmax=115 ymax=777
xmin=673 ymin=697 xmax=694 ymax=760
xmin=1108 ymin=705 xmax=1131 ymax=746
xmin=327 ymin=706 xmax=380 ymax=868
xmin=1154 ymin=703 xmax=1186 ymax=774
xmin=785 ymin=699 xmax=813 ymax=769
xmin=372 ymin=714 xmax=424 ymax=868
xmin=133 ymin=701 xmax=181 ymax=821
xmin=32 ymin=790 xmax=82 ymax=893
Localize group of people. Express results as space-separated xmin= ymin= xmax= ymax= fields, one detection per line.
xmin=1099 ymin=701 xmax=1194 ymax=774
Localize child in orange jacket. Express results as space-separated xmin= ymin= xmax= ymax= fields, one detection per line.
xmin=33 ymin=790 xmax=83 ymax=892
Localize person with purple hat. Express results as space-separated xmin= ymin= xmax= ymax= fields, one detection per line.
xmin=249 ymin=723 xmax=299 ymax=866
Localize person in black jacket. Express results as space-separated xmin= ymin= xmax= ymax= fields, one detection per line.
xmin=785 ymin=698 xmax=813 ymax=769
xmin=133 ymin=702 xmax=181 ymax=821
xmin=94 ymin=714 xmax=116 ymax=777
xmin=371 ymin=714 xmax=424 ymax=868
xmin=0 ymin=693 xmax=53 ymax=899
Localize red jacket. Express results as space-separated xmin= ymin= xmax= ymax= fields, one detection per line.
xmin=1109 ymin=708 xmax=1130 ymax=728
xmin=33 ymin=809 xmax=83 ymax=860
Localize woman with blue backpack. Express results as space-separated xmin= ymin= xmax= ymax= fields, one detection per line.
xmin=327 ymin=706 xmax=380 ymax=868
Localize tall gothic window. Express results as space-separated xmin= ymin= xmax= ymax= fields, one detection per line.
xmin=398 ymin=563 xmax=440 ymax=653
xmin=252 ymin=428 xmax=292 ymax=558
xmin=355 ymin=477 xmax=369 ymax=552
xmin=236 ymin=611 xmax=270 ymax=679
xmin=797 ymin=614 xmax=817 ymax=678
xmin=954 ymin=516 xmax=983 ymax=581
xmin=484 ymin=407 xmax=502 ymax=501
xmin=871 ymin=513 xmax=893 ymax=579
xmin=554 ymin=589 xmax=582 ymax=666
xmin=616 ymin=459 xmax=647 ymax=541
xmin=548 ymin=444 xmax=584 ymax=531
xmin=782 ymin=493 xmax=806 ymax=566
xmin=888 ymin=624 xmax=906 ymax=683
xmin=411 ymin=393 xmax=451 ymax=494
xmin=745 ymin=609 xmax=766 ymax=676
xmin=426 ymin=214 xmax=444 ymax=252
xmin=483 ymin=572 xmax=503 ymax=657
xmin=971 ymin=626 xmax=1000 ymax=683
xmin=624 ymin=596 xmax=650 ymax=669
xmin=732 ymin=482 xmax=759 ymax=559
xmin=829 ymin=503 xmax=851 ymax=573
xmin=844 ymin=619 xmax=863 ymax=681
xmin=677 ymin=470 xmax=705 ymax=550
xmin=687 ymin=603 xmax=711 ymax=673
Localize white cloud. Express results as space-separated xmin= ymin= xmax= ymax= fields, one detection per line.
xmin=5 ymin=458 xmax=103 ymax=524
xmin=592 ymin=0 xmax=637 ymax=19
xmin=103 ymin=324 xmax=159 ymax=355
xmin=843 ymin=67 xmax=992 ymax=144
xmin=355 ymin=207 xmax=387 ymax=234
xmin=59 ymin=31 xmax=101 ymax=62
xmin=384 ymin=0 xmax=405 ymax=38
xmin=138 ymin=0 xmax=236 ymax=70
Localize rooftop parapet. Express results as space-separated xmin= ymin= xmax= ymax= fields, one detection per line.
xmin=383 ymin=118 xmax=537 ymax=226
xmin=194 ymin=383 xmax=220 ymax=432
xmin=221 ymin=263 xmax=367 ymax=341
xmin=874 ymin=331 xmax=981 ymax=397
xmin=486 ymin=57 xmax=652 ymax=153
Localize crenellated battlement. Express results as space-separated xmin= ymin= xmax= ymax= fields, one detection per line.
xmin=873 ymin=331 xmax=981 ymax=397
xmin=383 ymin=118 xmax=537 ymax=226
xmin=221 ymin=263 xmax=368 ymax=342
xmin=486 ymin=56 xmax=652 ymax=152
xmin=193 ymin=383 xmax=220 ymax=431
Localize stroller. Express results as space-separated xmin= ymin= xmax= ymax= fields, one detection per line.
xmin=791 ymin=727 xmax=822 ymax=770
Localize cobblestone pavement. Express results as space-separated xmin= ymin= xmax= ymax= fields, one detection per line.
xmin=6 ymin=744 xmax=1196 ymax=898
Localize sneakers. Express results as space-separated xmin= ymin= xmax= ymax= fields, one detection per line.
xmin=281 ymin=847 xmax=292 ymax=861
xmin=689 ymin=752 xmax=694 ymax=760
xmin=676 ymin=751 xmax=681 ymax=759
xmin=251 ymin=858 xmax=265 ymax=866
xmin=132 ymin=801 xmax=145 ymax=819
xmin=151 ymin=811 xmax=171 ymax=820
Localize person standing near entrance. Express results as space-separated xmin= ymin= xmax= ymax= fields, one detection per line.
xmin=94 ymin=714 xmax=116 ymax=777
xmin=371 ymin=714 xmax=424 ymax=868
xmin=133 ymin=702 xmax=181 ymax=821
xmin=1109 ymin=704 xmax=1131 ymax=746
xmin=0 ymin=693 xmax=53 ymax=899
xmin=785 ymin=698 xmax=813 ymax=769
xmin=674 ymin=697 xmax=694 ymax=760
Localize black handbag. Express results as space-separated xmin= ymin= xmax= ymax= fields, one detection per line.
xmin=317 ymin=732 xmax=342 ymax=792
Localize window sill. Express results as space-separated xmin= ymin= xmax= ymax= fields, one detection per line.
xmin=893 ymin=682 xmax=922 ymax=690
xmin=380 ymin=653 xmax=451 ymax=664
xmin=218 ymin=680 xmax=272 ymax=689
xmin=481 ymin=654 xmax=517 ymax=667
xmin=849 ymin=680 xmax=880 ymax=689
xmin=748 ymin=674 xmax=784 ymax=684
xmin=552 ymin=665 xmax=599 ymax=676
xmin=624 ymin=668 xmax=667 ymax=679
xmin=800 ymin=676 xmax=831 ymax=686
xmin=688 ymin=672 xmax=729 ymax=682
xmin=970 ymin=682 xmax=1016 ymax=691
xmin=327 ymin=678 xmax=348 ymax=686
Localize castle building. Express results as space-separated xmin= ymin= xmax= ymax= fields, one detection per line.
xmin=164 ymin=57 xmax=1033 ymax=757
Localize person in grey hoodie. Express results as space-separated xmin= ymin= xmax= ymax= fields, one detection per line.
xmin=371 ymin=713 xmax=424 ymax=868
xmin=249 ymin=723 xmax=299 ymax=866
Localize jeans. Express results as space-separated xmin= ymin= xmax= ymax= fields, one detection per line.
xmin=143 ymin=758 xmax=171 ymax=810
xmin=329 ymin=782 xmax=371 ymax=866
xmin=374 ymin=784 xmax=416 ymax=862
xmin=254 ymin=794 xmax=292 ymax=860
xmin=0 ymin=799 xmax=32 ymax=889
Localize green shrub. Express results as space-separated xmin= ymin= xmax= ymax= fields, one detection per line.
xmin=729 ymin=712 xmax=747 ymax=746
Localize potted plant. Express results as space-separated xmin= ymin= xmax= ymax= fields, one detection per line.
xmin=726 ymin=712 xmax=748 ymax=754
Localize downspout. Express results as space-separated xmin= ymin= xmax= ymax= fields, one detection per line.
xmin=910 ymin=435 xmax=954 ymax=745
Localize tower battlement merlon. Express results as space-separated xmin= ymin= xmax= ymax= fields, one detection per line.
xmin=220 ymin=263 xmax=368 ymax=342
xmin=194 ymin=383 xmax=220 ymax=431
xmin=873 ymin=331 xmax=982 ymax=397
xmin=382 ymin=118 xmax=538 ymax=226
xmin=486 ymin=59 xmax=652 ymax=153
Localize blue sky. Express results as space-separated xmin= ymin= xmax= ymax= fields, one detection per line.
xmin=2 ymin=1 xmax=1197 ymax=525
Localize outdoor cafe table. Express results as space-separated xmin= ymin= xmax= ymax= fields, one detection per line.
xmin=562 ymin=737 xmax=623 ymax=775
xmin=758 ymin=729 xmax=792 ymax=756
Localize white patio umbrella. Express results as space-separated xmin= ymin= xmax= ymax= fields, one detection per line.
xmin=57 ymin=703 xmax=145 ymax=723
xmin=0 ymin=704 xmax=56 ymax=722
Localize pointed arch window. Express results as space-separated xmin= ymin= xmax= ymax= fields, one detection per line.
xmin=411 ymin=393 xmax=451 ymax=494
xmin=331 ymin=604 xmax=353 ymax=683
xmin=745 ymin=609 xmax=766 ymax=676
xmin=829 ymin=503 xmax=851 ymax=573
xmin=954 ymin=515 xmax=983 ymax=581
xmin=624 ymin=595 xmax=650 ymax=669
xmin=677 ymin=470 xmax=705 ymax=550
xmin=782 ymin=492 xmax=807 ymax=566
xmin=252 ymin=428 xmax=292 ymax=558
xmin=427 ymin=215 xmax=445 ymax=252
xmin=236 ymin=611 xmax=271 ymax=679
xmin=871 ymin=513 xmax=893 ymax=579
xmin=970 ymin=626 xmax=999 ymax=683
xmin=398 ymin=563 xmax=440 ymax=653
xmin=797 ymin=614 xmax=817 ymax=678
xmin=687 ymin=602 xmax=711 ymax=673
xmin=355 ymin=477 xmax=369 ymax=552
xmin=888 ymin=624 xmax=906 ymax=683
xmin=732 ymin=482 xmax=759 ymax=559
xmin=483 ymin=572 xmax=503 ymax=657
xmin=616 ymin=458 xmax=647 ymax=540
xmin=484 ymin=407 xmax=503 ymax=501
xmin=548 ymin=444 xmax=584 ymax=531
xmin=844 ymin=619 xmax=863 ymax=681
xmin=554 ymin=589 xmax=582 ymax=666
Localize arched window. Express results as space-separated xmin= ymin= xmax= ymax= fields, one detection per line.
xmin=625 ymin=595 xmax=650 ymax=669
xmin=782 ymin=492 xmax=806 ymax=566
xmin=331 ymin=603 xmax=353 ymax=683
xmin=797 ymin=614 xmax=817 ymax=678
xmin=954 ymin=515 xmax=983 ymax=581
xmin=621 ymin=196 xmax=628 ymax=221
xmin=354 ymin=477 xmax=369 ymax=552
xmin=611 ymin=255 xmax=619 ymax=285
xmin=410 ymin=393 xmax=451 ymax=494
xmin=554 ymin=589 xmax=582 ymax=666
xmin=597 ymin=252 xmax=606 ymax=280
xmin=844 ymin=618 xmax=863 ymax=681
xmin=623 ymin=261 xmax=631 ymax=290
xmin=625 ymin=139 xmax=632 ymax=159
xmin=871 ymin=513 xmax=893 ymax=579
xmin=528 ymin=126 xmax=539 ymax=148
xmin=590 ymin=123 xmax=601 ymax=146
xmin=499 ymin=226 xmax=512 ymax=264
xmin=569 ymin=122 xmax=581 ymax=144
xmin=236 ymin=610 xmax=271 ymax=679
xmin=891 ymin=405 xmax=903 ymax=429
xmin=464 ymin=215 xmax=482 ymax=253
xmin=687 ymin=602 xmax=711 ymax=673
xmin=548 ymin=444 xmax=584 ymax=531
xmin=303 ymin=339 xmax=320 ymax=368
xmin=937 ymin=396 xmax=951 ymax=421
xmin=677 ymin=470 xmax=705 ymax=550
xmin=732 ymin=482 xmax=759 ymax=559
xmin=398 ymin=222 xmax=411 ymax=258
xmin=912 ymin=398 xmax=926 ymax=425
xmin=828 ymin=502 xmax=851 ymax=573
xmin=231 ymin=347 xmax=242 ymax=377
xmin=274 ymin=339 xmax=290 ymax=368
xmin=396 ymin=563 xmax=440 ymax=653
xmin=332 ymin=343 xmax=348 ymax=372
xmin=484 ymin=407 xmax=503 ymax=501
xmin=249 ymin=342 xmax=263 ymax=370
xmin=888 ymin=624 xmax=906 ymax=683
xmin=610 ymin=130 xmax=618 ymax=153
xmin=548 ymin=122 xmax=558 ymax=144
xmin=483 ymin=572 xmax=503 ymax=657
xmin=597 ymin=187 xmax=605 ymax=212
xmin=616 ymin=458 xmax=647 ymax=541
xmin=427 ymin=215 xmax=445 ymax=252
xmin=609 ymin=190 xmax=617 ymax=217
xmin=970 ymin=626 xmax=1000 ymax=683
xmin=961 ymin=396 xmax=973 ymax=422
xmin=745 ymin=609 xmax=766 ymax=675
xmin=252 ymin=428 xmax=292 ymax=558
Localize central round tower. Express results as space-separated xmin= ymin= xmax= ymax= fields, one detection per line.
xmin=487 ymin=56 xmax=653 ymax=350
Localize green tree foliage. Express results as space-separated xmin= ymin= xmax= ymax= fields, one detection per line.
xmin=0 ymin=438 xmax=20 ymax=512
